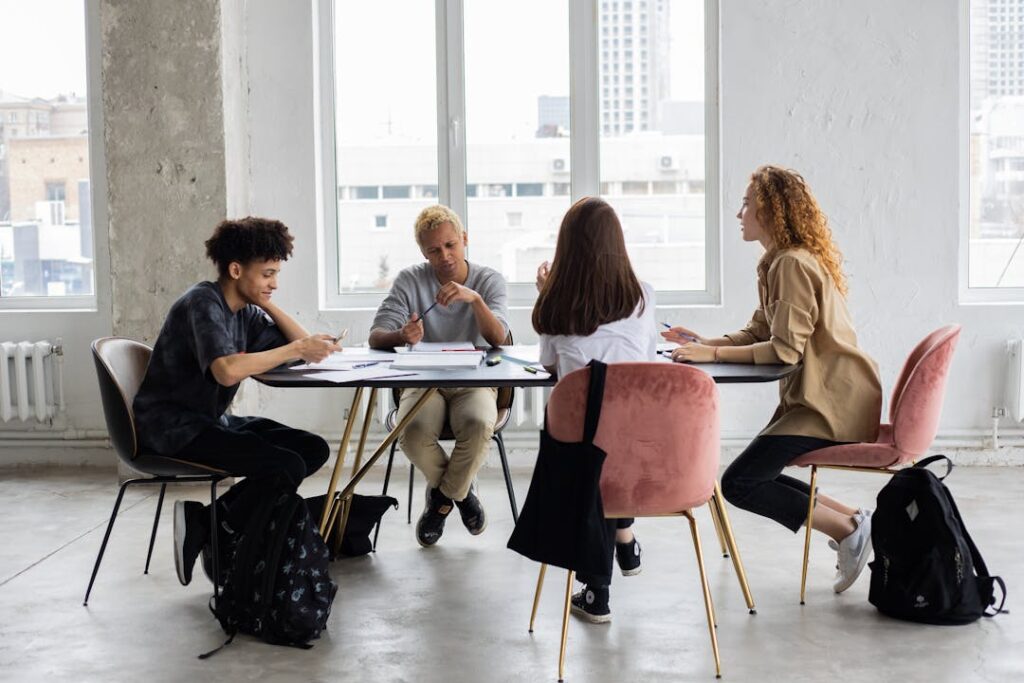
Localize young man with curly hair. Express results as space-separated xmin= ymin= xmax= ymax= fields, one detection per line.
xmin=133 ymin=217 xmax=340 ymax=586
xmin=369 ymin=205 xmax=509 ymax=547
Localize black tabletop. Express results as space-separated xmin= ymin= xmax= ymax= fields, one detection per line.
xmin=254 ymin=346 xmax=799 ymax=389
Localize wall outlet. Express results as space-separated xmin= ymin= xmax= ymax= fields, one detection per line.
xmin=992 ymin=406 xmax=1006 ymax=418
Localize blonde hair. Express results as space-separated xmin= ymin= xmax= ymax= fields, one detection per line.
xmin=750 ymin=165 xmax=848 ymax=296
xmin=414 ymin=205 xmax=464 ymax=244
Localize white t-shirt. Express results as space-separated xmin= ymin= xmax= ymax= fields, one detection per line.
xmin=539 ymin=282 xmax=658 ymax=378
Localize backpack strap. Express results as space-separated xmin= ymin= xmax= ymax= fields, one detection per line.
xmin=581 ymin=360 xmax=609 ymax=446
xmin=941 ymin=482 xmax=1009 ymax=617
xmin=914 ymin=454 xmax=953 ymax=480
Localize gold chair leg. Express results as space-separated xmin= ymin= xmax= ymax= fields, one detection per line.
xmin=320 ymin=387 xmax=364 ymax=535
xmin=707 ymin=494 xmax=729 ymax=558
xmin=800 ymin=465 xmax=818 ymax=605
xmin=713 ymin=482 xmax=757 ymax=614
xmin=558 ymin=570 xmax=574 ymax=682
xmin=529 ymin=563 xmax=548 ymax=633
xmin=686 ymin=509 xmax=722 ymax=678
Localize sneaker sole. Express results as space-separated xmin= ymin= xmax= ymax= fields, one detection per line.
xmin=173 ymin=501 xmax=188 ymax=586
xmin=570 ymin=603 xmax=612 ymax=624
xmin=619 ymin=566 xmax=642 ymax=577
xmin=466 ymin=516 xmax=487 ymax=536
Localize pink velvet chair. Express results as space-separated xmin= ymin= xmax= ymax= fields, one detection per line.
xmin=790 ymin=324 xmax=961 ymax=603
xmin=529 ymin=362 xmax=754 ymax=681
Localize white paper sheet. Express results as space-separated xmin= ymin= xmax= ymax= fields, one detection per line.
xmin=301 ymin=368 xmax=417 ymax=383
xmin=400 ymin=341 xmax=477 ymax=353
xmin=391 ymin=352 xmax=484 ymax=370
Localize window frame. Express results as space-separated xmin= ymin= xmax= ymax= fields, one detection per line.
xmin=959 ymin=0 xmax=1024 ymax=305
xmin=0 ymin=0 xmax=107 ymax=312
xmin=315 ymin=0 xmax=721 ymax=310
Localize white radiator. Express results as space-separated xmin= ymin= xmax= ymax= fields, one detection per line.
xmin=1008 ymin=339 xmax=1024 ymax=423
xmin=0 ymin=340 xmax=64 ymax=423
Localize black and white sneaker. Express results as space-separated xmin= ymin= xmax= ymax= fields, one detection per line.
xmin=616 ymin=537 xmax=643 ymax=576
xmin=173 ymin=500 xmax=207 ymax=586
xmin=454 ymin=483 xmax=487 ymax=536
xmin=416 ymin=487 xmax=453 ymax=547
xmin=570 ymin=584 xmax=611 ymax=624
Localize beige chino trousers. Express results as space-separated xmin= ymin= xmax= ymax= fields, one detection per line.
xmin=397 ymin=386 xmax=498 ymax=501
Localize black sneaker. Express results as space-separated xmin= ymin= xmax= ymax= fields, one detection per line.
xmin=616 ymin=537 xmax=643 ymax=576
xmin=454 ymin=483 xmax=487 ymax=535
xmin=173 ymin=500 xmax=208 ymax=586
xmin=570 ymin=584 xmax=611 ymax=624
xmin=416 ymin=487 xmax=453 ymax=547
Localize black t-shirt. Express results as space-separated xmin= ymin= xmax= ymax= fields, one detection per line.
xmin=133 ymin=281 xmax=288 ymax=455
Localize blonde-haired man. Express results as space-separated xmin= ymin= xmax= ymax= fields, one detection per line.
xmin=369 ymin=205 xmax=509 ymax=546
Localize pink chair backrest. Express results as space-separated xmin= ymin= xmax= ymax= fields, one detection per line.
xmin=888 ymin=325 xmax=961 ymax=458
xmin=546 ymin=362 xmax=720 ymax=517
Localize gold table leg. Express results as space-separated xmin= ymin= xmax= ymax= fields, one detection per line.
xmin=319 ymin=388 xmax=364 ymax=536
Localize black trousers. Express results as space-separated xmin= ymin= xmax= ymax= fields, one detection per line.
xmin=174 ymin=416 xmax=330 ymax=533
xmin=721 ymin=435 xmax=843 ymax=533
xmin=577 ymin=518 xmax=634 ymax=587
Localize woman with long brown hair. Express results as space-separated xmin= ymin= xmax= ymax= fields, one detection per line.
xmin=665 ymin=166 xmax=882 ymax=594
xmin=533 ymin=196 xmax=658 ymax=623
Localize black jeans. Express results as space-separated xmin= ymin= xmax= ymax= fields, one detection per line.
xmin=174 ymin=416 xmax=330 ymax=533
xmin=721 ymin=435 xmax=843 ymax=533
xmin=577 ymin=518 xmax=634 ymax=587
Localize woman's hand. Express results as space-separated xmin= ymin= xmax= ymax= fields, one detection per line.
xmin=671 ymin=342 xmax=716 ymax=364
xmin=536 ymin=261 xmax=550 ymax=292
xmin=661 ymin=325 xmax=704 ymax=345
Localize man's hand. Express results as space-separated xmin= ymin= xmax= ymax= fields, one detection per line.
xmin=291 ymin=334 xmax=341 ymax=363
xmin=401 ymin=315 xmax=425 ymax=345
xmin=436 ymin=281 xmax=481 ymax=307
xmin=661 ymin=325 xmax=704 ymax=345
xmin=671 ymin=342 xmax=716 ymax=364
xmin=536 ymin=261 xmax=550 ymax=292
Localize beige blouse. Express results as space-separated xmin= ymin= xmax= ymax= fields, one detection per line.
xmin=724 ymin=248 xmax=882 ymax=443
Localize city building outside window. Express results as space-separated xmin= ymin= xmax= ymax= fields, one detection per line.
xmin=318 ymin=0 xmax=718 ymax=306
xmin=1 ymin=1 xmax=100 ymax=305
xmin=963 ymin=0 xmax=1024 ymax=302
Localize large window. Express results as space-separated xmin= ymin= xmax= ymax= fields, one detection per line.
xmin=318 ymin=0 xmax=718 ymax=307
xmin=0 ymin=0 xmax=99 ymax=305
xmin=963 ymin=0 xmax=1024 ymax=302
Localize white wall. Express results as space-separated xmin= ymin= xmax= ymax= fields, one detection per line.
xmin=240 ymin=0 xmax=1021 ymax=451
xmin=4 ymin=0 xmax=1021 ymax=465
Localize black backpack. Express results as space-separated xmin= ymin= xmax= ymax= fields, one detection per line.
xmin=201 ymin=483 xmax=338 ymax=657
xmin=868 ymin=455 xmax=1007 ymax=625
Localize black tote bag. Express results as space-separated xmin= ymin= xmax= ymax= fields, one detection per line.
xmin=507 ymin=360 xmax=613 ymax=578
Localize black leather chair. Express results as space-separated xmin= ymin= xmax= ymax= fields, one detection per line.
xmin=85 ymin=337 xmax=227 ymax=605
xmin=373 ymin=345 xmax=519 ymax=550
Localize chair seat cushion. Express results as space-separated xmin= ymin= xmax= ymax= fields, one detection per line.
xmin=789 ymin=425 xmax=913 ymax=469
xmin=133 ymin=453 xmax=228 ymax=477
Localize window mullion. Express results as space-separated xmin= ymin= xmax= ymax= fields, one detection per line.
xmin=569 ymin=0 xmax=600 ymax=199
xmin=436 ymin=0 xmax=468 ymax=225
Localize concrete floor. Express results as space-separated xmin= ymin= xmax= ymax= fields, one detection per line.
xmin=0 ymin=464 xmax=1021 ymax=683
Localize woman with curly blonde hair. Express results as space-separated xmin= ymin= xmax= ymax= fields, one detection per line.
xmin=664 ymin=166 xmax=882 ymax=594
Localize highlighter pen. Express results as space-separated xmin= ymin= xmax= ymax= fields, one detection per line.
xmin=660 ymin=322 xmax=698 ymax=343
xmin=523 ymin=365 xmax=539 ymax=374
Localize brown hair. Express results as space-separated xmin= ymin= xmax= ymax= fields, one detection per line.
xmin=749 ymin=165 xmax=848 ymax=296
xmin=532 ymin=197 xmax=645 ymax=336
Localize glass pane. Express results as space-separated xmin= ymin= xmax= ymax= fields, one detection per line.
xmin=599 ymin=0 xmax=705 ymax=292
xmin=0 ymin=0 xmax=94 ymax=298
xmin=464 ymin=0 xmax=570 ymax=284
xmin=968 ymin=0 xmax=1024 ymax=288
xmin=334 ymin=1 xmax=438 ymax=293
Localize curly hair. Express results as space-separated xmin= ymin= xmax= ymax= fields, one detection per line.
xmin=749 ymin=165 xmax=848 ymax=296
xmin=205 ymin=217 xmax=294 ymax=278
xmin=414 ymin=204 xmax=464 ymax=244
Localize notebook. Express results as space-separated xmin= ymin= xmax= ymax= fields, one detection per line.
xmin=390 ymin=352 xmax=484 ymax=370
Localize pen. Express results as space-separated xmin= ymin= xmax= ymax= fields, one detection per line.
xmin=660 ymin=322 xmax=698 ymax=343
xmin=352 ymin=361 xmax=384 ymax=369
xmin=413 ymin=301 xmax=439 ymax=323
xmin=333 ymin=328 xmax=349 ymax=344
xmin=523 ymin=365 xmax=539 ymax=374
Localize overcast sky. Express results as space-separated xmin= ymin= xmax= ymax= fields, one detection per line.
xmin=0 ymin=0 xmax=88 ymax=99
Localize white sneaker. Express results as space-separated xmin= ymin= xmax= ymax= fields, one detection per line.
xmin=829 ymin=510 xmax=872 ymax=593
